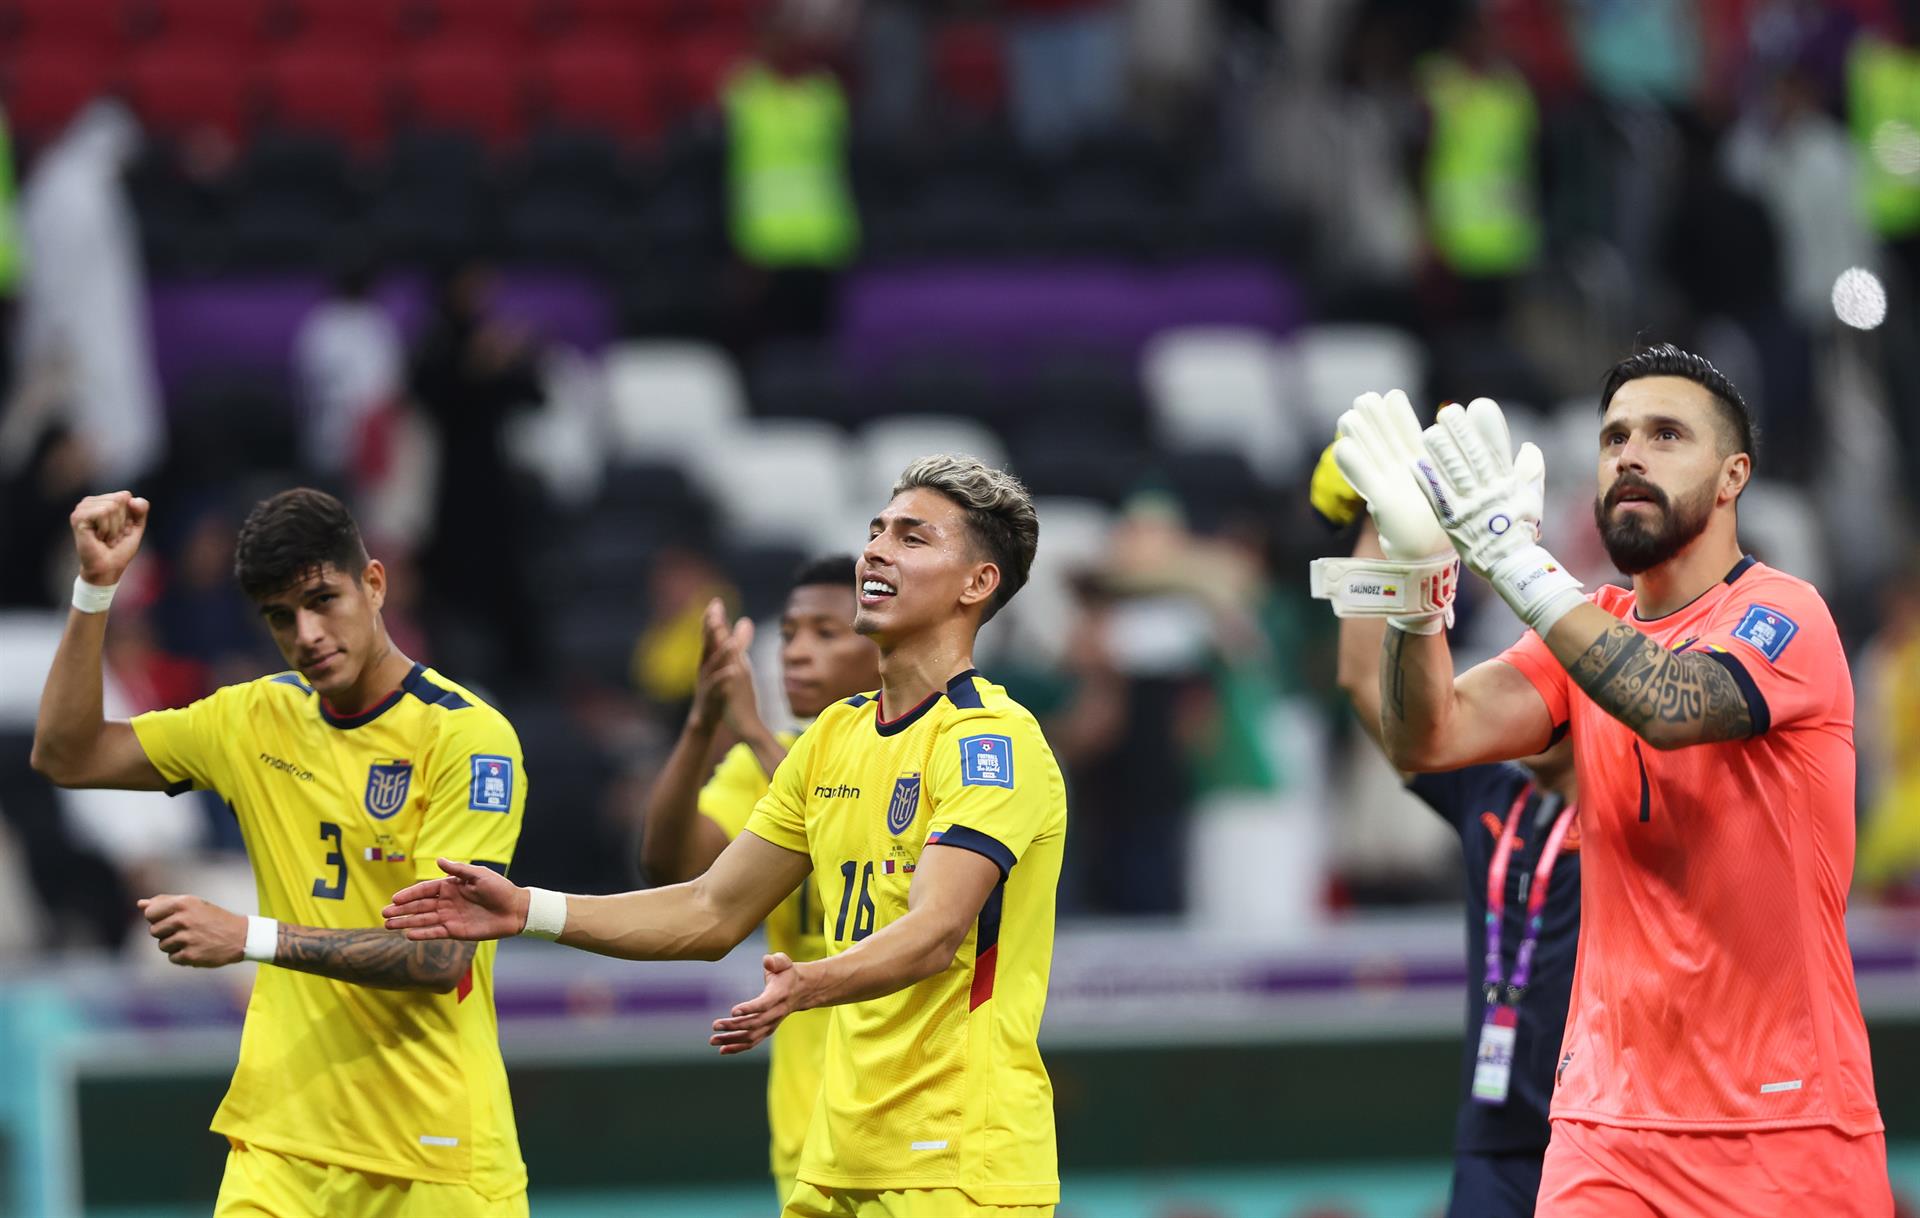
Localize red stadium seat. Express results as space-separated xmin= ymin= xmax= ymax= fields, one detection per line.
xmin=682 ymin=0 xmax=767 ymax=34
xmin=931 ymin=21 xmax=1005 ymax=119
xmin=7 ymin=0 xmax=124 ymax=52
xmin=1 ymin=42 xmax=118 ymax=145
xmin=260 ymin=42 xmax=393 ymax=156
xmin=532 ymin=37 xmax=664 ymax=145
xmin=398 ymin=39 xmax=527 ymax=146
xmin=667 ymin=31 xmax=751 ymax=114
xmin=416 ymin=0 xmax=544 ymax=46
xmin=282 ymin=0 xmax=409 ymax=52
xmin=125 ymin=41 xmax=253 ymax=142
xmin=146 ymin=0 xmax=271 ymax=50
xmin=554 ymin=0 xmax=675 ymax=39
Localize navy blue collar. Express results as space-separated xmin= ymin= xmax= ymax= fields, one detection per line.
xmin=873 ymin=668 xmax=981 ymax=738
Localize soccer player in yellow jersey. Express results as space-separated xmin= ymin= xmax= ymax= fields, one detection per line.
xmin=388 ymin=454 xmax=1066 ymax=1218
xmin=32 ymin=488 xmax=528 ymax=1218
xmin=638 ymin=554 xmax=880 ymax=1205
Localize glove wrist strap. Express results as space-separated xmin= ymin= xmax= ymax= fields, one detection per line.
xmin=1310 ymin=554 xmax=1459 ymax=632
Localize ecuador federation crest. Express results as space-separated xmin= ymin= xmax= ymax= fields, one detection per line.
xmin=887 ymin=773 xmax=921 ymax=835
xmin=364 ymin=759 xmax=413 ymax=820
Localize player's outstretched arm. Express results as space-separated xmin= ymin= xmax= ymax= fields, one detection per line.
xmin=141 ymin=894 xmax=476 ymax=991
xmin=386 ymin=831 xmax=810 ymax=962
xmin=1541 ymin=606 xmax=1752 ymax=749
xmin=31 ymin=492 xmax=170 ymax=790
xmin=709 ymin=842 xmax=1000 ymax=1055
xmin=1379 ymin=628 xmax=1557 ymax=771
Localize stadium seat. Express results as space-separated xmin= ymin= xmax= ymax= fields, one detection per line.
xmin=603 ymin=339 xmax=748 ymax=463
xmin=125 ymin=42 xmax=254 ymax=143
xmin=1011 ymin=423 xmax=1146 ymax=505
xmin=282 ymin=0 xmax=410 ymax=50
xmin=686 ymin=419 xmax=856 ymax=552
xmin=7 ymin=0 xmax=123 ymax=51
xmin=747 ymin=339 xmax=858 ymax=424
xmin=500 ymin=183 xmax=619 ymax=265
xmin=1289 ymin=323 xmax=1427 ymax=436
xmin=856 ymin=415 xmax=1010 ymax=510
xmin=416 ymin=0 xmax=543 ymax=46
xmin=146 ymin=0 xmax=270 ymax=50
xmin=666 ymin=31 xmax=751 ymax=114
xmin=1160 ymin=448 xmax=1268 ymax=532
xmin=397 ymin=39 xmax=527 ymax=146
xmin=1142 ymin=326 xmax=1299 ymax=482
xmin=531 ymin=37 xmax=665 ymax=146
xmin=258 ymin=44 xmax=393 ymax=156
xmin=556 ymin=0 xmax=677 ymax=39
xmin=2 ymin=42 xmax=118 ymax=145
xmin=929 ymin=20 xmax=1005 ymax=121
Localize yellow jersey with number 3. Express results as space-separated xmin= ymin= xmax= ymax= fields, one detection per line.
xmin=697 ymin=732 xmax=832 ymax=1184
xmin=129 ymin=664 xmax=527 ymax=1198
xmin=745 ymin=669 xmax=1066 ymax=1207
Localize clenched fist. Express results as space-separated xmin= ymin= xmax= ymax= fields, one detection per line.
xmin=70 ymin=491 xmax=150 ymax=586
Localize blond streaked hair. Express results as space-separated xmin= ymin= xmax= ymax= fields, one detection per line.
xmin=892 ymin=454 xmax=1039 ymax=622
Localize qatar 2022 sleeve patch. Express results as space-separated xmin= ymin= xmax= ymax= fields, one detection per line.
xmin=469 ymin=755 xmax=514 ymax=812
xmin=958 ymin=734 xmax=1015 ymax=788
xmin=1731 ymin=604 xmax=1799 ymax=662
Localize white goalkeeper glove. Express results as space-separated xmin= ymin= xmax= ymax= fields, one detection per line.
xmin=1411 ymin=398 xmax=1585 ymax=636
xmin=1309 ymin=389 xmax=1460 ymax=635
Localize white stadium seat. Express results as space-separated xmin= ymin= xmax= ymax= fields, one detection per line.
xmin=1141 ymin=326 xmax=1300 ymax=481
xmin=603 ymin=340 xmax=748 ymax=463
xmin=1290 ymin=322 xmax=1427 ymax=436
xmin=856 ymin=415 xmax=1011 ymax=512
xmin=686 ymin=419 xmax=858 ymax=552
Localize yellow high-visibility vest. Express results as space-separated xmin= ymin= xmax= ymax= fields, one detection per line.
xmin=724 ymin=64 xmax=859 ymax=268
xmin=1848 ymin=36 xmax=1920 ymax=239
xmin=1421 ymin=56 xmax=1541 ymax=277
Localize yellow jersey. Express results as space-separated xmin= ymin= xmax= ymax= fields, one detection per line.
xmin=130 ymin=664 xmax=527 ymax=1197
xmin=697 ymin=732 xmax=832 ymax=1183
xmin=745 ymin=669 xmax=1066 ymax=1206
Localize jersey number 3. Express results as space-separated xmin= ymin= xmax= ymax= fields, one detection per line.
xmin=313 ymin=822 xmax=347 ymax=899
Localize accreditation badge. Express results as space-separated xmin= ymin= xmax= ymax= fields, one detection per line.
xmin=1471 ymin=1003 xmax=1518 ymax=1105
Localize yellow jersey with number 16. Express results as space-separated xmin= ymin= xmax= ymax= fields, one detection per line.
xmin=129 ymin=664 xmax=527 ymax=1199
xmin=697 ymin=731 xmax=832 ymax=1185
xmin=745 ymin=668 xmax=1066 ymax=1207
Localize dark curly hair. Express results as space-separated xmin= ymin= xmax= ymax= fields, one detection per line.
xmin=1600 ymin=343 xmax=1758 ymax=465
xmin=233 ymin=488 xmax=370 ymax=602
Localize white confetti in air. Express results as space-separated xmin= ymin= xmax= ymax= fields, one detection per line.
xmin=1832 ymin=267 xmax=1888 ymax=331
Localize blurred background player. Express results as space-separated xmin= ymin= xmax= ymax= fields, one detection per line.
xmin=637 ymin=554 xmax=880 ymax=1205
xmin=1316 ymin=434 xmax=1580 ymax=1218
xmin=31 ymin=488 xmax=529 ymax=1218
xmin=386 ymin=454 xmax=1065 ymax=1218
xmin=1365 ymin=348 xmax=1889 ymax=1216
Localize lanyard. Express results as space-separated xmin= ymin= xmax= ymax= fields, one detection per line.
xmin=1483 ymin=785 xmax=1576 ymax=1007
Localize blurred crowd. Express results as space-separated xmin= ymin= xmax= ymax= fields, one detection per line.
xmin=2 ymin=0 xmax=1919 ymax=957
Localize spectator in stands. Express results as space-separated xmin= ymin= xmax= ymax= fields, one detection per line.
xmin=724 ymin=8 xmax=860 ymax=344
xmin=409 ymin=259 xmax=545 ymax=689
xmin=1416 ymin=11 xmax=1542 ymax=322
xmin=1848 ymin=8 xmax=1920 ymax=472
xmin=0 ymin=423 xmax=92 ymax=608
xmin=293 ymin=256 xmax=403 ymax=484
xmin=14 ymin=100 xmax=163 ymax=486
xmin=1005 ymin=0 xmax=1128 ymax=154
xmin=1856 ymin=564 xmax=1920 ymax=899
xmin=631 ymin=546 xmax=741 ymax=719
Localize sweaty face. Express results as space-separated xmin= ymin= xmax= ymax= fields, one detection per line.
xmin=780 ymin=583 xmax=879 ymax=718
xmin=856 ymin=488 xmax=998 ymax=645
xmin=254 ymin=563 xmax=384 ymax=700
xmin=1592 ymin=378 xmax=1736 ymax=576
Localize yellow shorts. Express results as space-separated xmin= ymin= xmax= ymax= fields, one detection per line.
xmin=213 ymin=1140 xmax=528 ymax=1218
xmin=783 ymin=1180 xmax=1054 ymax=1218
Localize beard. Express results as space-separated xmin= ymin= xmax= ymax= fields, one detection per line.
xmin=1592 ymin=473 xmax=1717 ymax=575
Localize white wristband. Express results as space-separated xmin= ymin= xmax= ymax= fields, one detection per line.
xmin=1488 ymin=544 xmax=1587 ymax=636
xmin=71 ymin=576 xmax=118 ymax=614
xmin=520 ymin=887 xmax=568 ymax=940
xmin=243 ymin=916 xmax=279 ymax=963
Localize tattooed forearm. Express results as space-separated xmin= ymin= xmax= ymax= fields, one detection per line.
xmin=1381 ymin=626 xmax=1409 ymax=723
xmin=1564 ymin=620 xmax=1753 ymax=747
xmin=275 ymin=925 xmax=476 ymax=991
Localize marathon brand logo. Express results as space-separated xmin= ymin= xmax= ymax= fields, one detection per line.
xmin=813 ymin=783 xmax=861 ymax=799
